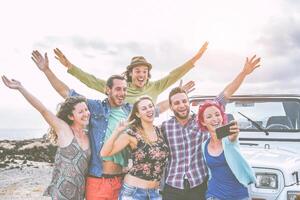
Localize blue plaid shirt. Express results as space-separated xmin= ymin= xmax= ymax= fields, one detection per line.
xmin=161 ymin=93 xmax=226 ymax=189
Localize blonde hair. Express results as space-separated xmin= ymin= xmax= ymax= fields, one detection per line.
xmin=128 ymin=95 xmax=155 ymax=144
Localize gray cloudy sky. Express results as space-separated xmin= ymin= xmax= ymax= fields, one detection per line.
xmin=0 ymin=0 xmax=299 ymax=138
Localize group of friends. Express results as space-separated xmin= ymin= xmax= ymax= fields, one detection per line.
xmin=2 ymin=42 xmax=261 ymax=200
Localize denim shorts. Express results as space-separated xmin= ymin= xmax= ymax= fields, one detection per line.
xmin=118 ymin=183 xmax=162 ymax=200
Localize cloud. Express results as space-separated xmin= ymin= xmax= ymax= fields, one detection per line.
xmin=257 ymin=18 xmax=300 ymax=56
xmin=254 ymin=7 xmax=300 ymax=91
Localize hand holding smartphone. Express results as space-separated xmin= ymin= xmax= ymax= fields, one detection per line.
xmin=216 ymin=121 xmax=237 ymax=139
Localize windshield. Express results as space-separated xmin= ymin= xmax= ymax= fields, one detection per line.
xmin=191 ymin=98 xmax=300 ymax=132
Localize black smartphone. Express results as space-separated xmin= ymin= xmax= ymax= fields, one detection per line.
xmin=216 ymin=121 xmax=236 ymax=139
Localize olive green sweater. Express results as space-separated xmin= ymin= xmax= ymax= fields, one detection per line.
xmin=68 ymin=60 xmax=194 ymax=104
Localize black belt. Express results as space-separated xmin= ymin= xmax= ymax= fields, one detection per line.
xmin=88 ymin=173 xmax=124 ymax=179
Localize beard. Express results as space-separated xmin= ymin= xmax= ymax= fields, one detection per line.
xmin=109 ymin=94 xmax=124 ymax=107
xmin=173 ymin=108 xmax=190 ymax=120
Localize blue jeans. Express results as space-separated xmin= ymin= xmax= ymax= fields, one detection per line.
xmin=118 ymin=183 xmax=162 ymax=200
xmin=206 ymin=197 xmax=249 ymax=200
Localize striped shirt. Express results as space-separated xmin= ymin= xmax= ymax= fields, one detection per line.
xmin=161 ymin=93 xmax=226 ymax=189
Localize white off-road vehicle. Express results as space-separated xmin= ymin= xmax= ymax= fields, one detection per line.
xmin=189 ymin=94 xmax=300 ymax=200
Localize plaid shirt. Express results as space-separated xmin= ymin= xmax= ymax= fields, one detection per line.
xmin=161 ymin=93 xmax=226 ymax=189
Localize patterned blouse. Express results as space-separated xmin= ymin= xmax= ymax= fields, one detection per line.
xmin=44 ymin=137 xmax=91 ymax=200
xmin=127 ymin=126 xmax=169 ymax=181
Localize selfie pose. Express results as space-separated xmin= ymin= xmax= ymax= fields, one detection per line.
xmin=101 ymin=96 xmax=169 ymax=200
xmin=198 ymin=101 xmax=255 ymax=200
xmin=2 ymin=76 xmax=90 ymax=200
xmin=161 ymin=55 xmax=261 ymax=200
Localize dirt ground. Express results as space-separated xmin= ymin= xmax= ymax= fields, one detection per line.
xmin=0 ymin=162 xmax=52 ymax=200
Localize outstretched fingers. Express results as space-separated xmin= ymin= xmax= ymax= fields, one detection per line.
xmin=182 ymin=80 xmax=196 ymax=94
xmin=54 ymin=48 xmax=65 ymax=60
xmin=244 ymin=55 xmax=261 ymax=74
xmin=1 ymin=75 xmax=9 ymax=86
xmin=1 ymin=75 xmax=20 ymax=89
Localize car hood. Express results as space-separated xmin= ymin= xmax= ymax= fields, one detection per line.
xmin=241 ymin=146 xmax=300 ymax=185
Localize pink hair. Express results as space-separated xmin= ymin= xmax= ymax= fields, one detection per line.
xmin=197 ymin=100 xmax=227 ymax=132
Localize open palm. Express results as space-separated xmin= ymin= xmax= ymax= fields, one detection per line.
xmin=243 ymin=55 xmax=261 ymax=75
xmin=54 ymin=48 xmax=72 ymax=69
xmin=2 ymin=75 xmax=22 ymax=90
xmin=31 ymin=50 xmax=49 ymax=71
xmin=191 ymin=41 xmax=209 ymax=64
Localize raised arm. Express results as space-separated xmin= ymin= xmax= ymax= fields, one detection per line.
xmin=189 ymin=41 xmax=209 ymax=65
xmin=100 ymin=121 xmax=135 ymax=157
xmin=54 ymin=48 xmax=106 ymax=94
xmin=32 ymin=50 xmax=70 ymax=99
xmin=222 ymin=55 xmax=261 ymax=100
xmin=154 ymin=42 xmax=208 ymax=94
xmin=1 ymin=76 xmax=69 ymax=137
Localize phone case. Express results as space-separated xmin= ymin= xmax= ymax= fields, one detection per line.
xmin=216 ymin=122 xmax=235 ymax=139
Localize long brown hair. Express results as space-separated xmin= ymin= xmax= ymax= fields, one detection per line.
xmin=48 ymin=96 xmax=87 ymax=144
xmin=128 ymin=96 xmax=155 ymax=144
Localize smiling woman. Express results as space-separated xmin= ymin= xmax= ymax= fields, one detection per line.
xmin=1 ymin=75 xmax=91 ymax=200
xmin=100 ymin=96 xmax=169 ymax=200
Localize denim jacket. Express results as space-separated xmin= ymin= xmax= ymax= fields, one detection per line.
xmin=69 ymin=89 xmax=132 ymax=177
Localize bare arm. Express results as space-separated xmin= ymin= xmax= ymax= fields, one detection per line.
xmin=223 ymin=55 xmax=261 ymax=100
xmin=32 ymin=50 xmax=70 ymax=99
xmin=1 ymin=76 xmax=69 ymax=138
xmin=100 ymin=120 xmax=135 ymax=157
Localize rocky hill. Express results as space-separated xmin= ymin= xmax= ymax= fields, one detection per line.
xmin=0 ymin=138 xmax=56 ymax=199
xmin=0 ymin=138 xmax=57 ymax=170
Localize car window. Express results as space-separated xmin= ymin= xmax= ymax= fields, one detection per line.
xmin=191 ymin=98 xmax=300 ymax=132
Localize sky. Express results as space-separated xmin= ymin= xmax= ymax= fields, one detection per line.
xmin=0 ymin=0 xmax=299 ymax=138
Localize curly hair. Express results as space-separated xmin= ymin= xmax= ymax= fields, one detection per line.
xmin=47 ymin=96 xmax=87 ymax=144
xmin=124 ymin=67 xmax=152 ymax=83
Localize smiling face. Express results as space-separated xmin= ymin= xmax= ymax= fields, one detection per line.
xmin=136 ymin=99 xmax=155 ymax=123
xmin=170 ymin=92 xmax=190 ymax=120
xmin=106 ymin=78 xmax=127 ymax=107
xmin=201 ymin=105 xmax=224 ymax=133
xmin=68 ymin=102 xmax=90 ymax=127
xmin=130 ymin=65 xmax=149 ymax=88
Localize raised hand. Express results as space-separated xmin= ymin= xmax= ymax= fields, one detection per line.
xmin=1 ymin=75 xmax=22 ymax=90
xmin=31 ymin=50 xmax=49 ymax=72
xmin=242 ymin=55 xmax=261 ymax=75
xmin=179 ymin=80 xmax=196 ymax=94
xmin=228 ymin=121 xmax=239 ymax=142
xmin=54 ymin=48 xmax=73 ymax=69
xmin=190 ymin=41 xmax=209 ymax=64
xmin=115 ymin=119 xmax=136 ymax=134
